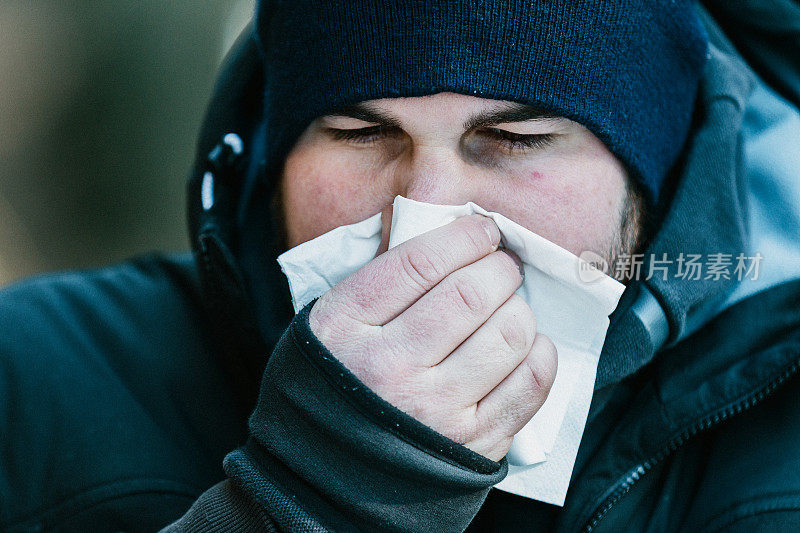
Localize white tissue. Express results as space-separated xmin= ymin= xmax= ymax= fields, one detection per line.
xmin=277 ymin=196 xmax=625 ymax=506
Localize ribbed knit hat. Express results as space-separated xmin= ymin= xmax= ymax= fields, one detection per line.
xmin=255 ymin=0 xmax=708 ymax=204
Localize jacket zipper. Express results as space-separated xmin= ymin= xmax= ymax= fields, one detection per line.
xmin=580 ymin=357 xmax=800 ymax=533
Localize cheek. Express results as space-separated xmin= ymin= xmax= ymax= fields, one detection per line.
xmin=482 ymin=150 xmax=626 ymax=256
xmin=281 ymin=144 xmax=388 ymax=247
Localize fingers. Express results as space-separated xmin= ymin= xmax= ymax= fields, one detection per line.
xmin=471 ymin=333 xmax=558 ymax=455
xmin=317 ymin=214 xmax=501 ymax=326
xmin=381 ymin=249 xmax=524 ymax=365
xmin=306 ymin=210 xmax=557 ymax=464
xmin=430 ymin=294 xmax=536 ymax=406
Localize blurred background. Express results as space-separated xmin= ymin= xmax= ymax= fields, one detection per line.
xmin=0 ymin=0 xmax=255 ymax=287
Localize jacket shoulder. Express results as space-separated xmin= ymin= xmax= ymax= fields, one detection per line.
xmin=682 ymin=366 xmax=800 ymax=531
xmin=0 ymin=252 xmax=206 ymax=358
xmin=666 ymin=279 xmax=800 ymax=531
xmin=0 ymin=253 xmax=249 ymax=531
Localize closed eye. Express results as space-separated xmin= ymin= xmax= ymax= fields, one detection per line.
xmin=325 ymin=125 xmax=402 ymax=144
xmin=325 ymin=125 xmax=556 ymax=153
xmin=477 ymin=128 xmax=555 ymax=152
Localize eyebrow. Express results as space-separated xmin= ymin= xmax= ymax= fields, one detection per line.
xmin=463 ymin=104 xmax=561 ymax=131
xmin=326 ymin=103 xmax=403 ymax=128
xmin=326 ymin=101 xmax=560 ymax=130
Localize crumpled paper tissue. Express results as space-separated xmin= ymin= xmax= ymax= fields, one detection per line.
xmin=277 ymin=196 xmax=625 ymax=506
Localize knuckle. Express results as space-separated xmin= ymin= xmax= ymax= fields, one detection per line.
xmin=308 ymin=299 xmax=344 ymax=344
xmin=399 ymin=245 xmax=446 ymax=289
xmin=528 ymin=335 xmax=558 ymax=391
xmin=449 ymin=275 xmax=488 ymax=314
xmin=321 ymin=275 xmax=385 ymax=326
xmin=461 ymin=215 xmax=494 ymax=253
xmin=336 ymin=272 xmax=385 ymax=315
xmin=522 ymin=357 xmax=544 ymax=392
xmin=310 ymin=295 xmax=371 ymax=345
xmin=495 ymin=317 xmax=533 ymax=355
xmin=496 ymin=296 xmax=536 ymax=352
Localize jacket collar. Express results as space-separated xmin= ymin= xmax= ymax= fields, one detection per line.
xmin=595 ymin=23 xmax=756 ymax=390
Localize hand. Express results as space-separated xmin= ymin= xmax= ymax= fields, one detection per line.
xmin=309 ymin=214 xmax=557 ymax=461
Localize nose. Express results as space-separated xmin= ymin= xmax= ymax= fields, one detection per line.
xmin=392 ymin=146 xmax=473 ymax=206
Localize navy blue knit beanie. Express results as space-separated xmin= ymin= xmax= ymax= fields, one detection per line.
xmin=255 ymin=0 xmax=708 ymax=204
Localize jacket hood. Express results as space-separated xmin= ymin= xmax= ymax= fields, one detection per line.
xmin=595 ymin=6 xmax=800 ymax=389
xmin=185 ymin=5 xmax=800 ymax=402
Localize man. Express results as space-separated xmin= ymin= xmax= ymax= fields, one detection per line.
xmin=2 ymin=1 xmax=800 ymax=532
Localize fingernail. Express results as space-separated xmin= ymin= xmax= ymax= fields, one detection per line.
xmin=480 ymin=216 xmax=501 ymax=249
xmin=500 ymin=248 xmax=525 ymax=279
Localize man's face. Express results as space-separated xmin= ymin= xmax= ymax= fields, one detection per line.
xmin=280 ymin=92 xmax=642 ymax=271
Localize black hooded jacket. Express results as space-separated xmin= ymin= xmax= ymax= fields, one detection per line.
xmin=2 ymin=2 xmax=800 ymax=532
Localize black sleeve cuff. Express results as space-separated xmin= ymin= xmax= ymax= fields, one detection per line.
xmin=240 ymin=301 xmax=507 ymax=531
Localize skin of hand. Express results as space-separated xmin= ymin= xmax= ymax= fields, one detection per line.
xmin=308 ymin=214 xmax=557 ymax=461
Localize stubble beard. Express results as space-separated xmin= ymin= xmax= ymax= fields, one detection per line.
xmin=606 ymin=178 xmax=648 ymax=283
